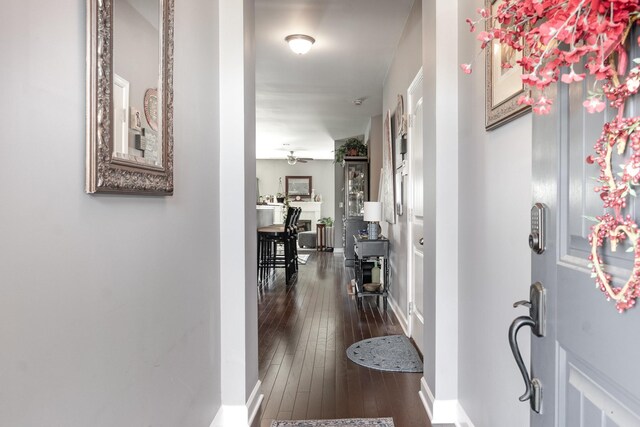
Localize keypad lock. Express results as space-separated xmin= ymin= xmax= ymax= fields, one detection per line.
xmin=529 ymin=203 xmax=546 ymax=254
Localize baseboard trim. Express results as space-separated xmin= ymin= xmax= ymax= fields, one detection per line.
xmin=388 ymin=295 xmax=409 ymax=337
xmin=211 ymin=405 xmax=245 ymax=427
xmin=419 ymin=376 xmax=434 ymax=420
xmin=456 ymin=401 xmax=475 ymax=427
xmin=247 ymin=380 xmax=263 ymax=426
xmin=211 ymin=381 xmax=263 ymax=427
xmin=419 ymin=377 xmax=473 ymax=426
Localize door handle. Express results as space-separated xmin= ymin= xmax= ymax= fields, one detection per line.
xmin=508 ymin=316 xmax=542 ymax=414
xmin=419 ymin=237 xmax=424 ymax=246
xmin=508 ymin=282 xmax=546 ymax=414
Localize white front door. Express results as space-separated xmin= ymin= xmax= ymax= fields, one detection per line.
xmin=527 ymin=72 xmax=640 ymax=424
xmin=408 ymin=70 xmax=424 ymax=352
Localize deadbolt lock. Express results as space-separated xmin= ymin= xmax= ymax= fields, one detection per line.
xmin=529 ymin=203 xmax=546 ymax=254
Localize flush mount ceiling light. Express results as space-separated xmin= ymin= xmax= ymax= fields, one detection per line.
xmin=285 ymin=34 xmax=315 ymax=55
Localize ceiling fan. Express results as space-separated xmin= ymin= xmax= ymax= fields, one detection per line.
xmin=286 ymin=151 xmax=313 ymax=165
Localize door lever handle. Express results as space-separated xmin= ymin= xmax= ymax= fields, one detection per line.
xmin=507 ymin=282 xmax=546 ymax=414
xmin=419 ymin=238 xmax=424 ymax=246
xmin=509 ymin=316 xmax=536 ymax=402
xmin=513 ymin=300 xmax=531 ymax=309
xmin=508 ymin=315 xmax=542 ymax=413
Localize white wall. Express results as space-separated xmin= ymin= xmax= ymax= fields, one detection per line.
xmin=0 ymin=1 xmax=221 ymax=426
xmin=382 ymin=0 xmax=422 ymax=331
xmin=217 ymin=0 xmax=260 ymax=423
xmin=421 ymin=0 xmax=460 ymax=420
xmin=457 ymin=0 xmax=532 ymax=426
xmin=256 ymin=159 xmax=335 ymax=219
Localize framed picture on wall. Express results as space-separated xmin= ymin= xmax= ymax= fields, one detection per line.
xmin=485 ymin=0 xmax=531 ymax=130
xmin=130 ymin=107 xmax=142 ymax=131
xmin=382 ymin=110 xmax=396 ymax=224
xmin=285 ymin=176 xmax=312 ymax=198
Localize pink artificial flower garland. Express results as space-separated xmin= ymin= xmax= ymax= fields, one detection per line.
xmin=464 ymin=0 xmax=640 ymax=312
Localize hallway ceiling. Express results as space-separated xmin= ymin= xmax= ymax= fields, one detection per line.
xmin=255 ymin=0 xmax=415 ymax=160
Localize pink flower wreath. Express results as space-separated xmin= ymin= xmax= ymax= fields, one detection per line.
xmin=464 ymin=0 xmax=640 ymax=312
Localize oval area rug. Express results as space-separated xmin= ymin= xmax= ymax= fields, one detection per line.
xmin=271 ymin=418 xmax=394 ymax=427
xmin=346 ymin=335 xmax=422 ymax=373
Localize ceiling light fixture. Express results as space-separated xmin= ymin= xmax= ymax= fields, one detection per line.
xmin=285 ymin=34 xmax=315 ymax=55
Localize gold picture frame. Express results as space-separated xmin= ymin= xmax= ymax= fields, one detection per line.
xmin=485 ymin=0 xmax=531 ymax=130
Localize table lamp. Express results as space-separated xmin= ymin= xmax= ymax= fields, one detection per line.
xmin=364 ymin=201 xmax=382 ymax=240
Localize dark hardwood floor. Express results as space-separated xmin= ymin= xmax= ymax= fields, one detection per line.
xmin=256 ymin=251 xmax=431 ymax=427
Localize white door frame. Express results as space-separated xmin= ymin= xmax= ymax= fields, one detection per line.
xmin=406 ymin=67 xmax=424 ymax=338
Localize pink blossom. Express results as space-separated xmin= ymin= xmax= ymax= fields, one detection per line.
xmin=517 ymin=95 xmax=534 ymax=106
xmin=476 ymin=31 xmax=493 ymax=48
xmin=460 ymin=63 xmax=472 ymax=74
xmin=538 ymin=23 xmax=558 ymax=45
xmin=627 ymin=78 xmax=640 ymax=93
xmin=561 ymin=70 xmax=586 ymax=84
xmin=586 ymin=62 xmax=613 ymax=80
xmin=466 ymin=18 xmax=476 ymax=32
xmin=521 ymin=73 xmax=539 ymax=86
xmin=583 ymin=97 xmax=606 ymax=114
xmin=564 ymin=46 xmax=591 ymax=64
xmin=533 ymin=96 xmax=553 ymax=115
xmin=476 ymin=8 xmax=488 ymax=18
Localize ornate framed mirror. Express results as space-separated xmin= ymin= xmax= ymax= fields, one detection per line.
xmin=86 ymin=0 xmax=174 ymax=194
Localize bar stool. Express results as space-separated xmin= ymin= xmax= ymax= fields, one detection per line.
xmin=257 ymin=207 xmax=298 ymax=285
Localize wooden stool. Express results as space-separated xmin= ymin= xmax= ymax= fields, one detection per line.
xmin=316 ymin=223 xmax=326 ymax=251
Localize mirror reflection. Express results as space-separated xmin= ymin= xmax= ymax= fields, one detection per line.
xmin=112 ymin=0 xmax=162 ymax=167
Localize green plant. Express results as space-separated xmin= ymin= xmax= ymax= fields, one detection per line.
xmin=318 ymin=217 xmax=334 ymax=227
xmin=334 ymin=138 xmax=367 ymax=164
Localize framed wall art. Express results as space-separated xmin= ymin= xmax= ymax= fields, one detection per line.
xmin=382 ymin=110 xmax=396 ymax=224
xmin=485 ymin=0 xmax=531 ymax=130
xmin=285 ymin=176 xmax=312 ymax=198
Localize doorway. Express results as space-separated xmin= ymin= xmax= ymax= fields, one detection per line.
xmin=407 ymin=69 xmax=425 ymax=353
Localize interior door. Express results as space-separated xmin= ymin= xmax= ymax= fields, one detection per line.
xmin=408 ymin=71 xmax=424 ymax=352
xmin=113 ymin=74 xmax=130 ymax=155
xmin=527 ymin=66 xmax=640 ymax=424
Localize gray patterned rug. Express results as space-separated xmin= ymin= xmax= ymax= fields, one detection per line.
xmin=271 ymin=418 xmax=394 ymax=427
xmin=346 ymin=335 xmax=423 ymax=373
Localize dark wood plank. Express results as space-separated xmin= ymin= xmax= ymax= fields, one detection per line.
xmin=258 ymin=252 xmax=431 ymax=427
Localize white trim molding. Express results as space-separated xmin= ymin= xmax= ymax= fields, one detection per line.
xmin=419 ymin=377 xmax=475 ymax=427
xmin=246 ymin=380 xmax=263 ymax=426
xmin=457 ymin=401 xmax=475 ymax=427
xmin=211 ymin=381 xmax=263 ymax=427
xmin=388 ymin=295 xmax=410 ymax=337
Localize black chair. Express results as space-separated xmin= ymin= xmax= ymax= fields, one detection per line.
xmin=289 ymin=207 xmax=302 ymax=271
xmin=257 ymin=206 xmax=299 ymax=285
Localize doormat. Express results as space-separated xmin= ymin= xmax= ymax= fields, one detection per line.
xmin=346 ymin=335 xmax=422 ymax=373
xmin=271 ymin=418 xmax=394 ymax=427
